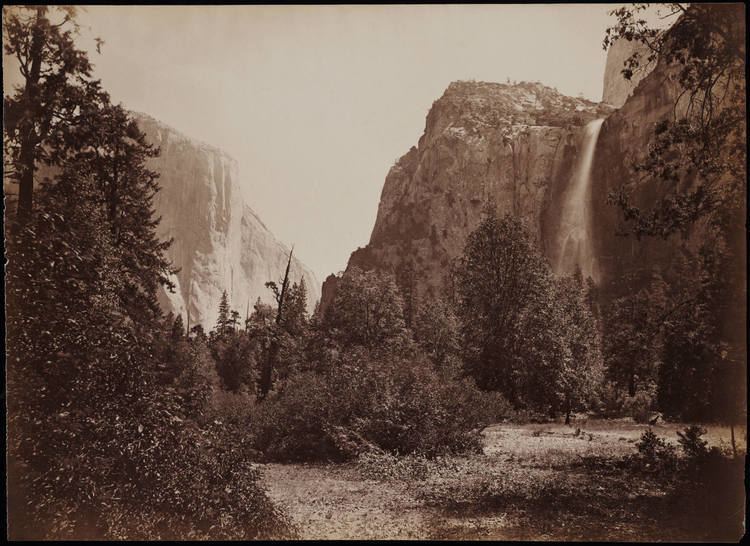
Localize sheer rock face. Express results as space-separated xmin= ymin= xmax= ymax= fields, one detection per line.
xmin=135 ymin=113 xmax=319 ymax=329
xmin=322 ymin=81 xmax=613 ymax=311
xmin=602 ymin=38 xmax=656 ymax=108
xmin=591 ymin=36 xmax=722 ymax=292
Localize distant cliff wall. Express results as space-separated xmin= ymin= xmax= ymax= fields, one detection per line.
xmin=135 ymin=114 xmax=320 ymax=328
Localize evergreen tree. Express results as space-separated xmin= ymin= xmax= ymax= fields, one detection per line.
xmin=214 ymin=290 xmax=231 ymax=337
xmin=257 ymin=249 xmax=294 ymax=399
xmin=603 ymin=273 xmax=666 ymax=399
xmin=553 ymin=273 xmax=604 ymax=424
xmin=230 ymin=309 xmax=241 ymax=332
xmin=3 ymin=5 xmax=101 ymax=223
xmin=55 ymin=98 xmax=176 ymax=324
xmin=171 ymin=314 xmax=185 ymax=342
xmin=189 ymin=323 xmax=206 ymax=342
xmin=283 ymin=278 xmax=309 ymax=337
xmin=212 ymin=335 xmax=255 ymax=392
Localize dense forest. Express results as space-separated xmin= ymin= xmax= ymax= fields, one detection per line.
xmin=3 ymin=4 xmax=746 ymax=540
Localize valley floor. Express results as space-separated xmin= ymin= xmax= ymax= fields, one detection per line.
xmin=261 ymin=420 xmax=746 ymax=540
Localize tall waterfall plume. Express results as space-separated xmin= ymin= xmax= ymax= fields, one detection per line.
xmin=555 ymin=118 xmax=604 ymax=282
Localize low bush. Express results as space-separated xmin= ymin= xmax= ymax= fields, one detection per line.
xmin=676 ymin=425 xmax=709 ymax=459
xmin=635 ymin=428 xmax=677 ymax=471
xmin=251 ymin=371 xmax=343 ymax=461
xmin=250 ymin=348 xmax=508 ymax=462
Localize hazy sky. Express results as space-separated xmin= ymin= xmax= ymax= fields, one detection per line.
xmin=9 ymin=5 xmax=621 ymax=282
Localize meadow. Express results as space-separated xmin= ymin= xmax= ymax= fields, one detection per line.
xmin=262 ymin=419 xmax=747 ymax=540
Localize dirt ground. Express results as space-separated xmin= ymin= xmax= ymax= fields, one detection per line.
xmin=260 ymin=420 xmax=746 ymax=540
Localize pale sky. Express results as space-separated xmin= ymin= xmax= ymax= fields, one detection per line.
xmin=7 ymin=4 xmax=623 ymax=283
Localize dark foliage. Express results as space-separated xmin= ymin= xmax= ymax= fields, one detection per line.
xmin=604 ymin=3 xmax=745 ymax=239
xmin=4 ymin=8 xmax=290 ymax=537
xmin=251 ymin=347 xmax=509 ymax=462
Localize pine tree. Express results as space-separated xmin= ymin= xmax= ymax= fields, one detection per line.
xmin=554 ymin=274 xmax=604 ymax=424
xmin=215 ymin=290 xmax=231 ymax=337
xmin=171 ymin=315 xmax=185 ymax=342
xmin=258 ymin=248 xmax=294 ymax=399
xmin=282 ymin=278 xmax=309 ymax=337
xmin=3 ymin=6 xmax=101 ymax=223
xmin=230 ymin=310 xmax=241 ymax=332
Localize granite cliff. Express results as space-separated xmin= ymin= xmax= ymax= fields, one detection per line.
xmin=324 ymin=27 xmax=735 ymax=313
xmin=135 ymin=114 xmax=319 ymax=329
xmin=322 ymin=81 xmax=613 ymax=313
xmin=601 ymin=37 xmax=656 ymax=108
xmin=591 ymin=46 xmax=686 ymax=290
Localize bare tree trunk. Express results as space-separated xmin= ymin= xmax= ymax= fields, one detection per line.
xmin=259 ymin=247 xmax=293 ymax=400
xmin=16 ymin=8 xmax=45 ymax=224
xmin=628 ymin=372 xmax=636 ymax=398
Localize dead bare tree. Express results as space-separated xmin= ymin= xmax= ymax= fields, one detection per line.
xmin=258 ymin=246 xmax=294 ymax=400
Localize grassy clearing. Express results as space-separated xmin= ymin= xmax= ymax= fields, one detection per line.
xmin=261 ymin=419 xmax=746 ymax=540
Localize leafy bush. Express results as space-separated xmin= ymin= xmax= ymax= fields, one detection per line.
xmin=635 ymin=428 xmax=677 ymax=470
xmin=207 ymin=388 xmax=254 ymax=425
xmin=251 ymin=348 xmax=507 ymax=461
xmin=676 ymin=425 xmax=709 ymax=459
xmin=622 ymin=390 xmax=655 ymax=423
xmin=7 ymin=355 xmax=292 ymax=540
xmin=251 ymin=371 xmax=343 ymax=461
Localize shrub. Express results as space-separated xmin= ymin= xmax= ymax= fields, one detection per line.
xmin=635 ymin=428 xmax=677 ymax=470
xmin=622 ymin=390 xmax=655 ymax=423
xmin=251 ymin=371 xmax=343 ymax=462
xmin=7 ymin=361 xmax=293 ymax=540
xmin=250 ymin=348 xmax=507 ymax=461
xmin=676 ymin=425 xmax=709 ymax=459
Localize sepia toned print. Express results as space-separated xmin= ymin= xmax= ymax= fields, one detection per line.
xmin=3 ymin=3 xmax=746 ymax=541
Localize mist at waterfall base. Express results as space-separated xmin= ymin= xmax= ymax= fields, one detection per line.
xmin=554 ymin=118 xmax=605 ymax=283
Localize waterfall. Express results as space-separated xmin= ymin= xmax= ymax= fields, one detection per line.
xmin=555 ymin=118 xmax=604 ymax=282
